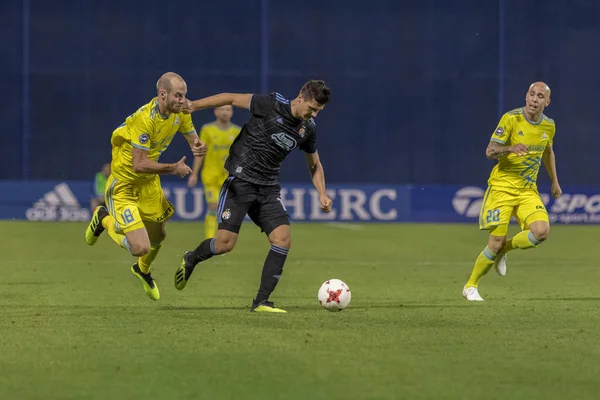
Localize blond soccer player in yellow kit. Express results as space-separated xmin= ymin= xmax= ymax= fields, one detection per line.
xmin=187 ymin=105 xmax=241 ymax=238
xmin=84 ymin=72 xmax=206 ymax=301
xmin=463 ymin=82 xmax=563 ymax=301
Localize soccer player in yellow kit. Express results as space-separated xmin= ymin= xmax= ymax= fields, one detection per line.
xmin=187 ymin=105 xmax=241 ymax=238
xmin=84 ymin=72 xmax=206 ymax=301
xmin=463 ymin=82 xmax=563 ymax=301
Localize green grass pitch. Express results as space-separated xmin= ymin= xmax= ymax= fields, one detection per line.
xmin=1 ymin=221 xmax=600 ymax=399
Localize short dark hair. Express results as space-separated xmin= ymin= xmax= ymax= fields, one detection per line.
xmin=300 ymin=80 xmax=330 ymax=105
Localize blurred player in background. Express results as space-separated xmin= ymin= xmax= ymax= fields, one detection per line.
xmin=187 ymin=105 xmax=241 ymax=238
xmin=463 ymin=82 xmax=562 ymax=301
xmin=90 ymin=163 xmax=111 ymax=211
xmin=175 ymin=80 xmax=333 ymax=313
xmin=84 ymin=72 xmax=206 ymax=301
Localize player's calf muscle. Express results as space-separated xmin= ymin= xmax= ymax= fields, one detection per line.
xmin=214 ymin=231 xmax=237 ymax=253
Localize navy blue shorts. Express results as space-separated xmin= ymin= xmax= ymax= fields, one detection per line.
xmin=216 ymin=176 xmax=290 ymax=235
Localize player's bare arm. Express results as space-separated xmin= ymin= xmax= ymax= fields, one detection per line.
xmin=186 ymin=93 xmax=252 ymax=113
xmin=182 ymin=132 xmax=200 ymax=147
xmin=187 ymin=156 xmax=205 ymax=188
xmin=486 ymin=141 xmax=528 ymax=159
xmin=182 ymin=132 xmax=207 ymax=158
xmin=305 ymin=152 xmax=332 ymax=213
xmin=542 ymin=145 xmax=562 ymax=198
xmin=181 ymin=132 xmax=206 ymax=187
xmin=131 ymin=147 xmax=192 ymax=178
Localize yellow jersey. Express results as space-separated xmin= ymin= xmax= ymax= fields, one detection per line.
xmin=488 ymin=108 xmax=556 ymax=190
xmin=199 ymin=122 xmax=241 ymax=184
xmin=110 ymin=98 xmax=196 ymax=184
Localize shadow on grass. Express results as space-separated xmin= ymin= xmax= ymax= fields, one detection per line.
xmin=0 ymin=301 xmax=474 ymax=313
xmin=526 ymin=297 xmax=600 ymax=301
xmin=161 ymin=305 xmax=250 ymax=311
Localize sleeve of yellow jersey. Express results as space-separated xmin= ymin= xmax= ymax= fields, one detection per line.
xmin=490 ymin=113 xmax=514 ymax=145
xmin=179 ymin=114 xmax=197 ymax=136
xmin=130 ymin=116 xmax=154 ymax=151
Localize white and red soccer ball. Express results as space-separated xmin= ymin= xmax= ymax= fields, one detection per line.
xmin=318 ymin=279 xmax=351 ymax=311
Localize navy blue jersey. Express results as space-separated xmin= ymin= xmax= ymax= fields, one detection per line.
xmin=224 ymin=93 xmax=317 ymax=185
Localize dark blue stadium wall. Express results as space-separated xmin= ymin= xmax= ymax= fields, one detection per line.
xmin=1 ymin=0 xmax=598 ymax=185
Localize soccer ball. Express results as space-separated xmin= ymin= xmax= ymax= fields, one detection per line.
xmin=318 ymin=279 xmax=351 ymax=312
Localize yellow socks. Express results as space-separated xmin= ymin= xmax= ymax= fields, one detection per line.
xmin=503 ymin=230 xmax=540 ymax=253
xmin=466 ymin=246 xmax=497 ymax=288
xmin=466 ymin=231 xmax=542 ymax=289
xmin=138 ymin=243 xmax=161 ymax=274
xmin=205 ymin=210 xmax=217 ymax=239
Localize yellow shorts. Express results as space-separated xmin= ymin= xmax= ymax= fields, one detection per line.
xmin=202 ymin=175 xmax=227 ymax=204
xmin=105 ymin=175 xmax=174 ymax=233
xmin=479 ymin=186 xmax=549 ymax=236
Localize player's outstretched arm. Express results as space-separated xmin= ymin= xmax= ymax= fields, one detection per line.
xmin=542 ymin=145 xmax=562 ymax=198
xmin=305 ymin=152 xmax=332 ymax=213
xmin=131 ymin=147 xmax=192 ymax=178
xmin=486 ymin=141 xmax=528 ymax=159
xmin=187 ymin=93 xmax=252 ymax=112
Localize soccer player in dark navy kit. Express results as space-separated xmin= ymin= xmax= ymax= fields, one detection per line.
xmin=175 ymin=81 xmax=333 ymax=313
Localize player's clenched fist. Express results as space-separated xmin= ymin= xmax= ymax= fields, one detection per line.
xmin=320 ymin=194 xmax=333 ymax=213
xmin=181 ymin=99 xmax=194 ymax=114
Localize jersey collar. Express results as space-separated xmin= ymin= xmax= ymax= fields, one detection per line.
xmin=522 ymin=107 xmax=543 ymax=125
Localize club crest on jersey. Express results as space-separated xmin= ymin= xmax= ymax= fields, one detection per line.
xmin=221 ymin=208 xmax=231 ymax=220
xmin=494 ymin=127 xmax=505 ymax=137
xmin=139 ymin=133 xmax=149 ymax=144
xmin=271 ymin=132 xmax=297 ymax=151
xmin=299 ymin=126 xmax=306 ymax=137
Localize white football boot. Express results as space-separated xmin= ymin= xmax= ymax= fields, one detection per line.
xmin=463 ymin=286 xmax=484 ymax=301
xmin=494 ymin=253 xmax=507 ymax=277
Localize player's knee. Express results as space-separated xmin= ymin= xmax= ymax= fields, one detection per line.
xmin=270 ymin=232 xmax=291 ymax=249
xmin=531 ymin=225 xmax=550 ymax=242
xmin=487 ymin=236 xmax=506 ymax=254
xmin=130 ymin=242 xmax=150 ymax=257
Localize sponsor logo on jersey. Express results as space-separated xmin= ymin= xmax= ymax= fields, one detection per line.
xmin=271 ymin=132 xmax=297 ymax=151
